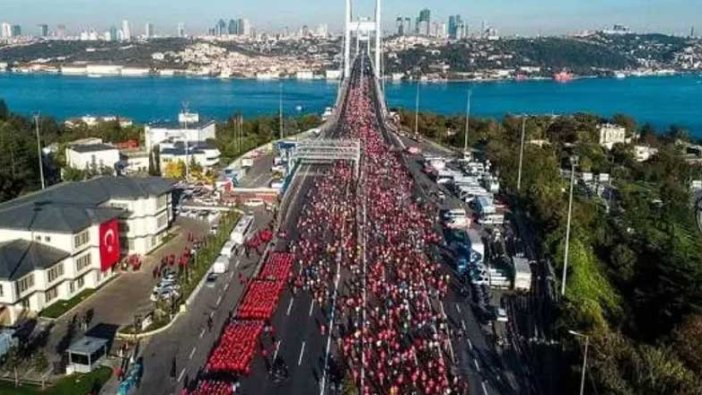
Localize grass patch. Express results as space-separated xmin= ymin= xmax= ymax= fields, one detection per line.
xmin=0 ymin=367 xmax=112 ymax=395
xmin=39 ymin=289 xmax=96 ymax=319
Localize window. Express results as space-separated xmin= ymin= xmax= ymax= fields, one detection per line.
xmin=0 ymin=284 xmax=3 ymax=297
xmin=74 ymin=230 xmax=90 ymax=249
xmin=127 ymin=239 xmax=135 ymax=251
xmin=76 ymin=276 xmax=85 ymax=289
xmin=156 ymin=212 xmax=168 ymax=229
xmin=157 ymin=195 xmax=168 ymax=210
xmin=44 ymin=236 xmax=51 ymax=242
xmin=69 ymin=281 xmax=75 ymax=294
xmin=35 ymin=235 xmax=41 ymax=241
xmin=76 ymin=253 xmax=91 ymax=272
xmin=17 ymin=274 xmax=35 ymax=294
xmin=45 ymin=287 xmax=58 ymax=302
xmin=20 ymin=299 xmax=30 ymax=310
xmin=111 ymin=202 xmax=129 ymax=211
xmin=47 ymin=263 xmax=64 ymax=283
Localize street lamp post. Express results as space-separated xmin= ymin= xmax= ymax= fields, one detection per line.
xmin=561 ymin=155 xmax=579 ymax=296
xmin=34 ymin=114 xmax=45 ymax=189
xmin=463 ymin=90 xmax=472 ymax=158
xmin=414 ymin=80 xmax=420 ymax=138
xmin=569 ymin=330 xmax=590 ymax=395
xmin=517 ymin=116 xmax=527 ymax=192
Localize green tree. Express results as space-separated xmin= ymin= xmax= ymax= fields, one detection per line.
xmin=0 ymin=99 xmax=8 ymax=120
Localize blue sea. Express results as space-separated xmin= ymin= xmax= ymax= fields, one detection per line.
xmin=1 ymin=73 xmax=701 ymax=136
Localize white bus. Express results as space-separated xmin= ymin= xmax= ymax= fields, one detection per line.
xmin=231 ymin=214 xmax=254 ymax=245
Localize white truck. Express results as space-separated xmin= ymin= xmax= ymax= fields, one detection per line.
xmin=213 ymin=256 xmax=229 ymax=274
xmin=220 ymin=240 xmax=236 ymax=258
xmin=231 ymin=215 xmax=254 ymax=245
xmin=513 ymin=256 xmax=532 ymax=291
xmin=467 ymin=229 xmax=485 ymax=263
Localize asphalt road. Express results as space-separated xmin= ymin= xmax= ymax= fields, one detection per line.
xmin=135 ymin=209 xmax=274 ymax=395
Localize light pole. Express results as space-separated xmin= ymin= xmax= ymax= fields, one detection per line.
xmin=517 ymin=116 xmax=527 ymax=192
xmin=414 ymin=80 xmax=420 ymax=137
xmin=279 ymin=83 xmax=284 ymax=141
xmin=561 ymin=155 xmax=579 ymax=296
xmin=34 ymin=114 xmax=45 ymax=189
xmin=463 ymin=90 xmax=472 ymax=158
xmin=569 ymin=330 xmax=590 ymax=395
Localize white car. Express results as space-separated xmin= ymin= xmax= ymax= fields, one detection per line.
xmin=497 ymin=308 xmax=509 ymax=322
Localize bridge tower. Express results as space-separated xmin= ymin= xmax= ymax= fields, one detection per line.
xmin=343 ymin=0 xmax=382 ymax=80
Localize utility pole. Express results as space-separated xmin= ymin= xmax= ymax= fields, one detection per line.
xmin=561 ymin=155 xmax=579 ymax=296
xmin=414 ymin=81 xmax=420 ymax=137
xmin=463 ymin=90 xmax=472 ymax=157
xmin=517 ymin=116 xmax=527 ymax=192
xmin=569 ymin=330 xmax=590 ymax=395
xmin=279 ymin=84 xmax=283 ymax=141
xmin=34 ymin=114 xmax=45 ymax=189
xmin=181 ymin=102 xmax=190 ymax=181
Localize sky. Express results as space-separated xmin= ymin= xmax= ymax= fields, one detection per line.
xmin=0 ymin=0 xmax=700 ymax=36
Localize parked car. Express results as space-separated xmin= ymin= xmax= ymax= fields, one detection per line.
xmin=205 ymin=272 xmax=218 ymax=288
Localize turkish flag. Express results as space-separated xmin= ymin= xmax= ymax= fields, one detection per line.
xmin=99 ymin=219 xmax=121 ymax=271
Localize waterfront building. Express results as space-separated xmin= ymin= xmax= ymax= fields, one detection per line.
xmin=598 ymin=123 xmax=628 ymax=149
xmin=65 ymin=140 xmax=120 ymax=175
xmin=119 ymin=149 xmax=151 ymax=175
xmin=634 ymin=145 xmax=658 ymax=162
xmin=449 ymin=15 xmax=464 ymax=39
xmin=10 ymin=25 xmax=21 ymax=37
xmin=121 ymin=20 xmax=131 ymax=41
xmin=145 ymin=112 xmax=217 ymax=151
xmin=109 ymin=26 xmax=118 ymax=42
xmin=38 ymin=24 xmax=49 ymax=38
xmin=56 ymin=24 xmax=66 ymax=38
xmin=159 ymin=141 xmax=221 ymax=171
xmin=177 ymin=23 xmax=186 ymax=38
xmin=0 ymin=176 xmax=174 ymax=324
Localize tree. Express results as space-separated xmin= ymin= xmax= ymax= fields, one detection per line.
xmin=62 ymin=166 xmax=86 ymax=182
xmin=0 ymin=99 xmax=8 ymax=120
xmin=673 ymin=314 xmax=702 ymax=374
xmin=163 ymin=160 xmax=186 ymax=179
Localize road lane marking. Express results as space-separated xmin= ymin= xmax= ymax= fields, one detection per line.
xmin=455 ymin=304 xmax=461 ymax=314
xmin=216 ymin=295 xmax=223 ymax=306
xmin=461 ymin=320 xmax=467 ymax=331
xmin=286 ymin=298 xmax=295 ymax=316
xmin=273 ymin=340 xmax=282 ymax=360
xmin=482 ymin=381 xmax=489 ymax=395
xmin=467 ymin=339 xmax=473 ymax=350
xmin=224 ymin=282 xmax=230 ymax=292
xmin=189 ymin=347 xmax=196 ymax=359
xmin=474 ymin=358 xmax=481 ymax=372
xmin=298 ymin=341 xmax=306 ymax=366
xmin=199 ymin=328 xmax=205 ymax=338
xmin=308 ymin=299 xmax=315 ymax=317
xmin=209 ymin=311 xmax=214 ymax=319
xmin=177 ymin=368 xmax=186 ymax=382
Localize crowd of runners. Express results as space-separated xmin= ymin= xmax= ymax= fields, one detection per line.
xmin=291 ymin=66 xmax=467 ymax=394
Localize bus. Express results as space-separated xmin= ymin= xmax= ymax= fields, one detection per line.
xmin=231 ymin=214 xmax=255 ymax=245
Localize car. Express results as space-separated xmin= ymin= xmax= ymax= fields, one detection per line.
xmin=496 ymin=307 xmax=509 ymax=322
xmin=205 ymin=272 xmax=218 ymax=288
xmin=437 ymin=191 xmax=446 ymax=201
xmin=150 ymin=288 xmax=179 ymax=302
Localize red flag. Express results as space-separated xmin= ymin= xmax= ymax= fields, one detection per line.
xmin=99 ymin=219 xmax=121 ymax=271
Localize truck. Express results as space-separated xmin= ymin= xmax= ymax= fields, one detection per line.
xmin=213 ymin=256 xmax=229 ymax=274
xmin=513 ymin=256 xmax=532 ymax=291
xmin=466 ymin=229 xmax=485 ymax=264
xmin=220 ymin=240 xmax=236 ymax=258
xmin=231 ymin=215 xmax=254 ymax=245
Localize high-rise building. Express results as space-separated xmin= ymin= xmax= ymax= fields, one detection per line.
xmin=216 ymin=19 xmax=227 ymax=36
xmin=109 ymin=26 xmax=118 ymax=41
xmin=56 ymin=24 xmax=66 ymax=38
xmin=404 ymin=18 xmax=412 ymax=36
xmin=10 ymin=25 xmax=21 ymax=37
xmin=396 ymin=17 xmax=404 ymax=35
xmin=315 ymin=24 xmax=328 ymax=37
xmin=145 ymin=22 xmax=154 ymax=38
xmin=238 ymin=18 xmax=251 ymax=36
xmin=228 ymin=19 xmax=238 ymax=35
xmin=177 ymin=23 xmax=185 ymax=38
xmin=121 ymin=20 xmax=131 ymax=41
xmin=1 ymin=23 xmax=12 ymax=39
xmin=417 ymin=8 xmax=431 ymax=35
xmin=449 ymin=15 xmax=464 ymax=39
xmin=38 ymin=24 xmax=49 ymax=37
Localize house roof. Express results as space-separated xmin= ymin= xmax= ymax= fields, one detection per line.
xmin=0 ymin=177 xmax=174 ymax=233
xmin=69 ymin=143 xmax=118 ymax=153
xmin=0 ymin=239 xmax=71 ymax=280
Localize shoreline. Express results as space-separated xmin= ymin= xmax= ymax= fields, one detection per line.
xmin=1 ymin=68 xmax=699 ymax=84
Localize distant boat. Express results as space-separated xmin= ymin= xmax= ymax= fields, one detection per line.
xmin=553 ymin=70 xmax=574 ymax=83
xmin=515 ymin=73 xmax=528 ymax=81
xmin=614 ymin=72 xmax=626 ymax=79
xmin=295 ymin=105 xmax=303 ymax=112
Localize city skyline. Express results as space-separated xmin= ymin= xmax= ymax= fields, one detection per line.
xmin=0 ymin=0 xmax=700 ymax=36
